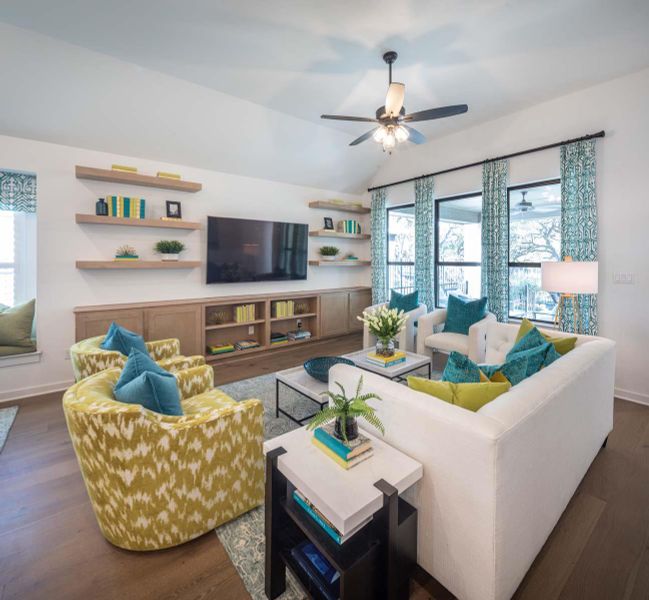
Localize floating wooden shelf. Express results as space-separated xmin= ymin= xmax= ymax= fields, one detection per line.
xmin=308 ymin=201 xmax=370 ymax=214
xmin=76 ymin=260 xmax=201 ymax=270
xmin=76 ymin=166 xmax=202 ymax=193
xmin=309 ymin=230 xmax=370 ymax=240
xmin=75 ymin=214 xmax=201 ymax=230
xmin=309 ymin=260 xmax=370 ymax=267
xmin=270 ymin=312 xmax=317 ymax=322
xmin=205 ymin=319 xmax=266 ymax=330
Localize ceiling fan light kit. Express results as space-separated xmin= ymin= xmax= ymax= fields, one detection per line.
xmin=321 ymin=50 xmax=468 ymax=153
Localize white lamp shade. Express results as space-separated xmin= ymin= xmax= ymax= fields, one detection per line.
xmin=541 ymin=261 xmax=598 ymax=294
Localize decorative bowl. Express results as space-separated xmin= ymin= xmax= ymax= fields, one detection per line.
xmin=304 ymin=356 xmax=355 ymax=383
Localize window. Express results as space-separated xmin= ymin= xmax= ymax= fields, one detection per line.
xmin=387 ymin=205 xmax=415 ymax=295
xmin=0 ymin=211 xmax=36 ymax=307
xmin=508 ymin=180 xmax=561 ymax=322
xmin=435 ymin=193 xmax=482 ymax=307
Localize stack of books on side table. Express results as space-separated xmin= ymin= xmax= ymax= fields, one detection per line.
xmin=312 ymin=423 xmax=373 ymax=469
xmin=365 ymin=350 xmax=406 ymax=368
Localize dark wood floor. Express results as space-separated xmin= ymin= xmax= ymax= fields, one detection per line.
xmin=1 ymin=335 xmax=648 ymax=600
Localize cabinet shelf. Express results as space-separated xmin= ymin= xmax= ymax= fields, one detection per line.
xmin=270 ymin=312 xmax=317 ymax=322
xmin=308 ymin=201 xmax=370 ymax=214
xmin=309 ymin=260 xmax=370 ymax=267
xmin=75 ymin=214 xmax=201 ymax=230
xmin=205 ymin=319 xmax=265 ymax=330
xmin=309 ymin=230 xmax=370 ymax=240
xmin=76 ymin=165 xmax=202 ymax=192
xmin=76 ymin=260 xmax=200 ymax=270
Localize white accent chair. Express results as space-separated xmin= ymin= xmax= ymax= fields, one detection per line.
xmin=416 ymin=307 xmax=496 ymax=363
xmin=362 ymin=302 xmax=427 ymax=353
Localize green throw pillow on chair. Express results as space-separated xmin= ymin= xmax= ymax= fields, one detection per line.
xmin=388 ymin=289 xmax=419 ymax=313
xmin=444 ymin=295 xmax=487 ymax=335
xmin=408 ymin=376 xmax=511 ymax=412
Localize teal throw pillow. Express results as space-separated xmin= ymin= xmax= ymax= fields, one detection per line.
xmin=114 ymin=371 xmax=183 ymax=416
xmin=101 ymin=321 xmax=148 ymax=356
xmin=444 ymin=295 xmax=487 ymax=335
xmin=442 ymin=351 xmax=482 ymax=383
xmin=506 ymin=328 xmax=560 ymax=376
xmin=388 ymin=289 xmax=419 ymax=313
xmin=115 ymin=347 xmax=168 ymax=389
xmin=480 ymin=355 xmax=530 ymax=386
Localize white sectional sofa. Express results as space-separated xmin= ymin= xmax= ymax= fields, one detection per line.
xmin=329 ymin=321 xmax=615 ymax=600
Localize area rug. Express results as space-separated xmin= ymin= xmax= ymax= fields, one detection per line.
xmin=214 ymin=366 xmax=437 ymax=599
xmin=0 ymin=405 xmax=19 ymax=454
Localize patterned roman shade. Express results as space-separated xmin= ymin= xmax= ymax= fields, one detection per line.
xmin=0 ymin=170 xmax=37 ymax=213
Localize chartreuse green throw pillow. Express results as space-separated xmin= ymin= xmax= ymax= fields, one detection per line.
xmin=101 ymin=321 xmax=148 ymax=356
xmin=506 ymin=327 xmax=560 ymax=377
xmin=408 ymin=376 xmax=511 ymax=412
xmin=444 ymin=294 xmax=487 ymax=335
xmin=114 ymin=348 xmax=182 ymax=416
xmin=516 ymin=318 xmax=577 ymax=355
xmin=0 ymin=299 xmax=36 ymax=348
xmin=388 ymin=289 xmax=419 ymax=313
xmin=442 ymin=350 xmax=529 ymax=386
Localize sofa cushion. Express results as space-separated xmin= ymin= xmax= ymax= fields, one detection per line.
xmin=424 ymin=332 xmax=469 ymax=354
xmin=444 ymin=294 xmax=487 ymax=335
xmin=0 ymin=299 xmax=36 ymax=348
xmin=408 ymin=376 xmax=511 ymax=412
xmin=507 ymin=327 xmax=560 ymax=377
xmin=388 ymin=289 xmax=419 ymax=313
xmin=101 ymin=321 xmax=148 ymax=356
xmin=516 ymin=318 xmax=577 ymax=356
xmin=442 ymin=350 xmax=529 ymax=386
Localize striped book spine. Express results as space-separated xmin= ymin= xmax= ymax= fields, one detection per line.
xmin=313 ymin=427 xmax=351 ymax=460
xmin=292 ymin=491 xmax=341 ymax=544
xmin=123 ymin=197 xmax=131 ymax=219
xmin=140 ymin=199 xmax=145 ymax=219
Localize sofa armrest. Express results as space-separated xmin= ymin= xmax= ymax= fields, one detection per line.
xmin=416 ymin=309 xmax=447 ymax=355
xmin=146 ymin=338 xmax=181 ymax=361
xmin=468 ymin=312 xmax=497 ymax=363
xmin=174 ymin=364 xmax=214 ymax=400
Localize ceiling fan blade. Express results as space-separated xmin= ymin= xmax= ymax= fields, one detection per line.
xmin=321 ymin=114 xmax=378 ymax=123
xmin=349 ymin=128 xmax=378 ymax=146
xmin=403 ymin=104 xmax=468 ymax=122
xmin=402 ymin=125 xmax=426 ymax=144
xmin=385 ymin=82 xmax=405 ymax=117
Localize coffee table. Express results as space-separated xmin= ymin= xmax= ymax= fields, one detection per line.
xmin=344 ymin=348 xmax=432 ymax=381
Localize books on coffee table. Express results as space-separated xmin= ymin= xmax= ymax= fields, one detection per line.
xmin=365 ymin=350 xmax=406 ymax=368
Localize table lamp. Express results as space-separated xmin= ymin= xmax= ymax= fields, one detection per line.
xmin=541 ymin=258 xmax=598 ymax=333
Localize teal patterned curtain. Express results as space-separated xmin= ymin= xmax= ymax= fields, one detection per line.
xmin=560 ymin=140 xmax=598 ymax=334
xmin=370 ymin=188 xmax=388 ymax=304
xmin=481 ymin=159 xmax=509 ymax=321
xmin=0 ymin=170 xmax=37 ymax=213
xmin=414 ymin=176 xmax=434 ymax=310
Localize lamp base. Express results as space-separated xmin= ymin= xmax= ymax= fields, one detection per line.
xmin=555 ymin=293 xmax=581 ymax=334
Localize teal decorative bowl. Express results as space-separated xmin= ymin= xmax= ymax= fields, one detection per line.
xmin=304 ymin=356 xmax=354 ymax=383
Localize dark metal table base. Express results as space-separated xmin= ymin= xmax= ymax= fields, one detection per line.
xmin=275 ymin=378 xmax=327 ymax=426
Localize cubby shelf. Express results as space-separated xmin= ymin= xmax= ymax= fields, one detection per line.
xmin=308 ymin=201 xmax=370 ymax=214
xmin=75 ymin=214 xmax=201 ymax=230
xmin=309 ymin=230 xmax=370 ymax=240
xmin=76 ymin=165 xmax=202 ymax=192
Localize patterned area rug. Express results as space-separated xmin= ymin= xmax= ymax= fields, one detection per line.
xmin=0 ymin=405 xmax=19 ymax=453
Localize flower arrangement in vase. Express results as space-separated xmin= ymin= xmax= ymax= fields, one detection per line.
xmin=358 ymin=305 xmax=408 ymax=357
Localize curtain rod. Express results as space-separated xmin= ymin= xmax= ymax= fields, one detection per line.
xmin=367 ymin=130 xmax=605 ymax=192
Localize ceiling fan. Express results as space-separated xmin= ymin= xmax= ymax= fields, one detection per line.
xmin=516 ymin=191 xmax=533 ymax=212
xmin=321 ymin=51 xmax=468 ymax=152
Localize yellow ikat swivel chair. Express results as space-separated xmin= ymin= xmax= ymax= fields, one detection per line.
xmin=70 ymin=335 xmax=205 ymax=381
xmin=62 ymin=364 xmax=265 ymax=551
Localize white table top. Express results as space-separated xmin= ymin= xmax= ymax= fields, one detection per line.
xmin=264 ymin=426 xmax=423 ymax=535
xmin=344 ymin=348 xmax=431 ymax=377
xmin=275 ymin=365 xmax=329 ymax=402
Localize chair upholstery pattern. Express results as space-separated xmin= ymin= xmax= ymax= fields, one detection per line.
xmin=62 ymin=365 xmax=265 ymax=551
xmin=70 ymin=335 xmax=205 ymax=381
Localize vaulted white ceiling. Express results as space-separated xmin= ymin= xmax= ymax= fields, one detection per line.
xmin=1 ymin=0 xmax=648 ymax=192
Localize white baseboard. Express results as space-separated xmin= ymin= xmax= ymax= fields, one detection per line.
xmin=0 ymin=379 xmax=72 ymax=404
xmin=615 ymin=387 xmax=649 ymax=407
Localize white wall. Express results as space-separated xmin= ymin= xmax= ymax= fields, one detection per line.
xmin=371 ymin=68 xmax=649 ymax=404
xmin=0 ymin=134 xmax=370 ymax=401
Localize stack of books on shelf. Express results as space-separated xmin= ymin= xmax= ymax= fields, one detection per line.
xmin=234 ymin=304 xmax=256 ymax=323
xmin=272 ymin=300 xmax=295 ymax=318
xmin=234 ymin=339 xmax=259 ymax=351
xmin=292 ymin=489 xmax=371 ymax=545
xmin=206 ymin=343 xmax=235 ymax=355
xmin=289 ymin=540 xmax=340 ymax=600
xmin=312 ymin=423 xmax=373 ymax=470
xmin=270 ymin=332 xmax=288 ymax=346
xmin=111 ymin=164 xmax=137 ymax=173
xmin=287 ymin=329 xmax=311 ymax=342
xmin=365 ymin=350 xmax=407 ymax=368
xmin=338 ymin=219 xmax=360 ymax=234
xmin=107 ymin=195 xmax=146 ymax=219
xmin=156 ymin=171 xmax=181 ymax=180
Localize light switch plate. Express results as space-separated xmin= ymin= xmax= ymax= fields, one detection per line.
xmin=248 ymin=325 xmax=255 ymax=335
xmin=613 ymin=272 xmax=634 ymax=284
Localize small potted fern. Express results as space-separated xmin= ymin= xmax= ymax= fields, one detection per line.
xmin=319 ymin=246 xmax=340 ymax=262
xmin=154 ymin=240 xmax=186 ymax=261
xmin=307 ymin=376 xmax=384 ymax=442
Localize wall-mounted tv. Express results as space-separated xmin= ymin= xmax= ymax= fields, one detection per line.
xmin=206 ymin=216 xmax=308 ymax=283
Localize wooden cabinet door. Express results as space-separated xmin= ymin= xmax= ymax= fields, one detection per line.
xmin=75 ymin=309 xmax=144 ymax=342
xmin=320 ymin=292 xmax=350 ymax=338
xmin=144 ymin=304 xmax=202 ymax=356
xmin=348 ymin=289 xmax=372 ymax=332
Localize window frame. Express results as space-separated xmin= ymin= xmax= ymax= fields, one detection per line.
xmin=507 ymin=178 xmax=561 ymax=322
xmin=386 ymin=203 xmax=416 ymax=297
xmin=434 ymin=191 xmax=483 ymax=308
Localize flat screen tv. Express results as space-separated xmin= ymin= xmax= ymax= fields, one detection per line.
xmin=206 ymin=216 xmax=308 ymax=283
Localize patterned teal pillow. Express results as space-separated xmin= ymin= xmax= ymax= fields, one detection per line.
xmin=442 ymin=351 xmax=482 ymax=383
xmin=101 ymin=321 xmax=148 ymax=356
xmin=116 ymin=348 xmax=167 ymax=388
xmin=506 ymin=328 xmax=560 ymax=376
xmin=480 ymin=355 xmax=529 ymax=386
xmin=444 ymin=295 xmax=487 ymax=335
xmin=388 ymin=289 xmax=419 ymax=313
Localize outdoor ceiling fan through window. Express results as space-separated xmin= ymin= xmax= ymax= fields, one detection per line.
xmin=321 ymin=51 xmax=468 ymax=152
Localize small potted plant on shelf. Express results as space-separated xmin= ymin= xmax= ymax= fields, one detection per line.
xmin=114 ymin=245 xmax=139 ymax=261
xmin=307 ymin=376 xmax=384 ymax=443
xmin=154 ymin=240 xmax=186 ymax=261
xmin=319 ymin=246 xmax=340 ymax=262
xmin=358 ymin=305 xmax=408 ymax=357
